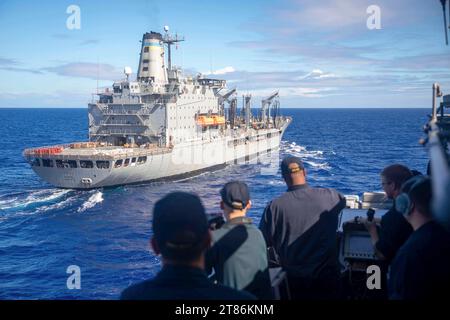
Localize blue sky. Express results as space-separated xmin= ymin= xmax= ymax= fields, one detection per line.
xmin=0 ymin=0 xmax=449 ymax=108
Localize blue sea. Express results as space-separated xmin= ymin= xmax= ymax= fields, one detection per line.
xmin=0 ymin=108 xmax=429 ymax=299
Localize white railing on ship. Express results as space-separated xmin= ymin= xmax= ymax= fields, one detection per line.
xmin=99 ymin=120 xmax=146 ymax=125
xmin=101 ymin=109 xmax=152 ymax=115
xmin=94 ymin=129 xmax=152 ymax=135
xmin=24 ymin=145 xmax=171 ymax=160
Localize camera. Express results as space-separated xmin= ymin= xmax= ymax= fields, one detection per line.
xmin=208 ymin=215 xmax=225 ymax=230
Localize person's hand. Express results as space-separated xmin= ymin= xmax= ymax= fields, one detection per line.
xmin=361 ymin=217 xmax=377 ymax=234
xmin=361 ymin=217 xmax=380 ymax=248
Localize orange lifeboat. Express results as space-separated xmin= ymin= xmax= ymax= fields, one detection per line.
xmin=197 ymin=114 xmax=225 ymax=126
xmin=196 ymin=116 xmax=214 ymax=126
xmin=212 ymin=115 xmax=225 ymax=125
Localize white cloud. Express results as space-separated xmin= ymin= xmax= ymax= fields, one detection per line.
xmin=272 ymin=0 xmax=411 ymax=31
xmin=202 ymin=66 xmax=236 ymax=76
xmin=248 ymin=86 xmax=337 ymax=98
xmin=298 ymin=69 xmax=337 ymax=80
xmin=44 ymin=62 xmax=122 ymax=81
xmin=286 ymin=1 xmax=366 ymax=29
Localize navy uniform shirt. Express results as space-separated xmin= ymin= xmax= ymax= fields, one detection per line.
xmin=375 ymin=205 xmax=413 ymax=263
xmin=120 ymin=265 xmax=256 ymax=300
xmin=259 ymin=184 xmax=346 ymax=279
xmin=389 ymin=221 xmax=450 ymax=300
xmin=205 ymin=216 xmax=272 ymax=300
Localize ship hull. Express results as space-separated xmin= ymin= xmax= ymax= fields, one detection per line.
xmin=28 ymin=126 xmax=288 ymax=189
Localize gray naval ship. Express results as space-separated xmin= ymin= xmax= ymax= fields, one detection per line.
xmin=23 ymin=28 xmax=291 ymax=189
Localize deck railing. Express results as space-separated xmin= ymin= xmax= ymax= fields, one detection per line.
xmin=23 ymin=145 xmax=171 ymax=160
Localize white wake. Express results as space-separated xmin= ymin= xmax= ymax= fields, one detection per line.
xmin=281 ymin=141 xmax=331 ymax=171
xmin=77 ymin=191 xmax=104 ymax=213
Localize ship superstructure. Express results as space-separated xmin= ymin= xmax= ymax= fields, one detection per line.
xmin=24 ymin=28 xmax=291 ymax=189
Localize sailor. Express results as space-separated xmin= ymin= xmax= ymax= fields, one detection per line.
xmin=205 ymin=181 xmax=272 ymax=300
xmin=389 ymin=176 xmax=450 ymax=299
xmin=362 ymin=164 xmax=413 ymax=263
xmin=259 ymin=156 xmax=346 ymax=299
xmin=120 ymin=192 xmax=256 ymax=300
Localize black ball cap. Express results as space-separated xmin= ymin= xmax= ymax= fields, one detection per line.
xmin=280 ymin=156 xmax=305 ymax=175
xmin=153 ymin=192 xmax=208 ymax=250
xmin=220 ymin=181 xmax=250 ymax=210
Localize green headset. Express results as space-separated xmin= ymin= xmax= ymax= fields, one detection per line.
xmin=395 ymin=175 xmax=430 ymax=217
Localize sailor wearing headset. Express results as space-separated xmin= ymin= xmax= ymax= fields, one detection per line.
xmin=388 ymin=175 xmax=450 ymax=300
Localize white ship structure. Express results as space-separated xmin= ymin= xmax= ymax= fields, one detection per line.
xmin=23 ymin=28 xmax=291 ymax=189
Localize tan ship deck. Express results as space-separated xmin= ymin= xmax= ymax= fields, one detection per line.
xmin=23 ymin=143 xmax=172 ymax=161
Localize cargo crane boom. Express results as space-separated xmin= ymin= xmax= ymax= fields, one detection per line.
xmin=261 ymin=91 xmax=279 ymax=126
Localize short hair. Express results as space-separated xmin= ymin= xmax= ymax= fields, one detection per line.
xmin=152 ymin=192 xmax=209 ymax=262
xmin=409 ymin=179 xmax=433 ymax=217
xmin=381 ymin=164 xmax=412 ymax=190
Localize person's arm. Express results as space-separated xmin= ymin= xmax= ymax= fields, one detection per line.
xmin=363 ymin=218 xmax=387 ymax=260
xmin=260 ymin=203 xmax=283 ymax=267
xmin=204 ymin=234 xmax=217 ymax=276
xmin=388 ymin=250 xmax=418 ymax=300
xmin=259 ymin=203 xmax=274 ymax=248
xmin=119 ymin=284 xmax=138 ymax=300
xmin=337 ymin=193 xmax=347 ymax=211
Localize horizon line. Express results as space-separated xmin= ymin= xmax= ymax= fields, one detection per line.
xmin=0 ymin=106 xmax=431 ymax=109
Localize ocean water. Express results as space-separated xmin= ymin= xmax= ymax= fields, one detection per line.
xmin=0 ymin=108 xmax=429 ymax=299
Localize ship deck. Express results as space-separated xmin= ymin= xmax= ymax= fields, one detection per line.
xmin=24 ymin=145 xmax=172 ymax=160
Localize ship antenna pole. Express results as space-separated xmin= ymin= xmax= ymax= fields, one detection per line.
xmin=96 ymin=57 xmax=99 ymax=94
xmin=209 ymin=51 xmax=213 ymax=75
xmin=441 ymin=0 xmax=449 ymax=45
xmin=168 ymin=39 xmax=172 ymax=71
xmin=163 ymin=26 xmax=184 ymax=71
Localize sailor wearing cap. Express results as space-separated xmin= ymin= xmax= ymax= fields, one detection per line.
xmin=259 ymin=156 xmax=346 ymax=299
xmin=205 ymin=181 xmax=273 ymax=300
xmin=120 ymin=192 xmax=255 ymax=300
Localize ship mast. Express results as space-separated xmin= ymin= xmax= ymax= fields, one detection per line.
xmin=162 ymin=26 xmax=185 ymax=71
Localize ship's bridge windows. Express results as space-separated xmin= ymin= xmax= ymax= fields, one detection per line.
xmin=56 ymin=160 xmax=76 ymax=168
xmin=30 ymin=158 xmax=41 ymax=167
xmin=113 ymin=85 xmax=122 ymax=94
xmin=131 ymin=157 xmax=137 ymax=165
xmin=137 ymin=156 xmax=147 ymax=165
xmin=56 ymin=160 xmax=63 ymax=168
xmin=80 ymin=160 xmax=94 ymax=169
xmin=124 ymin=158 xmax=130 ymax=167
xmin=68 ymin=160 xmax=77 ymax=168
xmin=114 ymin=159 xmax=123 ymax=168
xmin=42 ymin=159 xmax=54 ymax=167
xmin=96 ymin=160 xmax=110 ymax=169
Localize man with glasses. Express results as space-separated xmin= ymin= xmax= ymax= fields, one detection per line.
xmin=363 ymin=164 xmax=414 ymax=263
